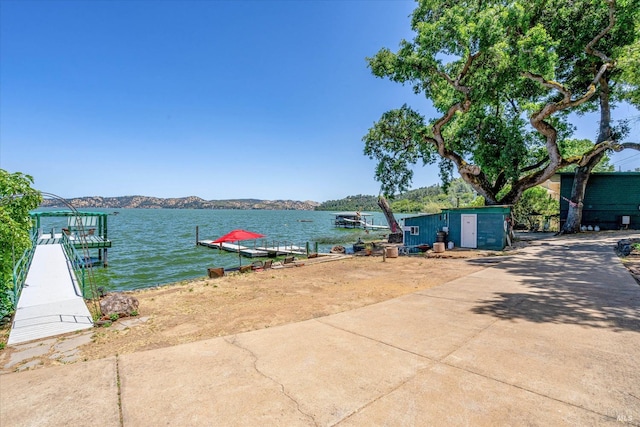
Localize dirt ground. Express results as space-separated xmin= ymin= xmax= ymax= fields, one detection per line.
xmin=1 ymin=249 xmax=497 ymax=372
xmin=84 ymin=252 xmax=496 ymax=360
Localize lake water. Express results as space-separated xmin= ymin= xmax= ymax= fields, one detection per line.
xmin=34 ymin=209 xmax=403 ymax=292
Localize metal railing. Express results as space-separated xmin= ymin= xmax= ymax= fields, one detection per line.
xmin=60 ymin=232 xmax=90 ymax=298
xmin=11 ymin=230 xmax=39 ymax=304
xmin=254 ymin=239 xmax=311 ymax=255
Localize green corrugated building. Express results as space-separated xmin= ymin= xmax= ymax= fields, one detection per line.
xmin=559 ymin=172 xmax=640 ymax=230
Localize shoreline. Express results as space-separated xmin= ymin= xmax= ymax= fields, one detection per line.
xmin=2 ymin=231 xmax=638 ymax=374
xmin=1 ymin=251 xmax=491 ymax=373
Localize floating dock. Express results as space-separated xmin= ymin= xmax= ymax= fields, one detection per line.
xmin=198 ymin=240 xmax=307 ymax=257
xmin=332 ymin=212 xmax=390 ymax=230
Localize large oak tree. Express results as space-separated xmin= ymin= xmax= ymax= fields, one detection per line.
xmin=364 ymin=0 xmax=639 ymax=215
xmin=542 ymin=0 xmax=640 ymax=232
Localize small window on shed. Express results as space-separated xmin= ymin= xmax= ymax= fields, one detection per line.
xmin=410 ymin=226 xmax=419 ymax=235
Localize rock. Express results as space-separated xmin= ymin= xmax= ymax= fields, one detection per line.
xmin=330 ymin=245 xmax=345 ymax=254
xmin=100 ymin=293 xmax=139 ymax=318
xmin=617 ymin=239 xmax=632 ymax=256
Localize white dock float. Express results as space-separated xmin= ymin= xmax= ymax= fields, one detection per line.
xmin=8 ymin=244 xmax=93 ymax=345
xmin=198 ymin=240 xmax=268 ymax=257
xmin=198 ymin=240 xmax=307 ymax=257
xmin=255 ymin=245 xmax=307 ymax=256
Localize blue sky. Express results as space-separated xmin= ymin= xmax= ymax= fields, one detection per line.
xmin=1 ymin=0 xmax=638 ymax=203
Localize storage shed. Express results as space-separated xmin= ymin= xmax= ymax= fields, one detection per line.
xmin=559 ymin=172 xmax=640 ymax=230
xmin=403 ymin=206 xmax=512 ymax=251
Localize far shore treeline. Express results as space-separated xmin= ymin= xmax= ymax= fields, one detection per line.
xmin=38 ymin=179 xmax=482 ymax=214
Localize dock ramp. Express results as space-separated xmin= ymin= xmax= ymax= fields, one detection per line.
xmin=8 ymin=244 xmax=93 ymax=345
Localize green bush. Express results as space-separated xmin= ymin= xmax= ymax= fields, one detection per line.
xmin=0 ymin=170 xmax=42 ymax=318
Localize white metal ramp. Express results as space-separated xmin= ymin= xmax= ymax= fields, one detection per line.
xmin=8 ymin=244 xmax=93 ymax=345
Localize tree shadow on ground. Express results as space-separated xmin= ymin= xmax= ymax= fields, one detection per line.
xmin=470 ymin=238 xmax=640 ymax=333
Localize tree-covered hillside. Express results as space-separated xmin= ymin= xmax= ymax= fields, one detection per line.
xmin=316 ymin=178 xmax=561 ymax=230
xmin=316 ymin=179 xmax=483 ymax=213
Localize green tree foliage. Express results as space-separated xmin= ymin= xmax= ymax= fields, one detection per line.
xmin=363 ymin=0 xmax=638 ymax=206
xmin=559 ymin=139 xmax=615 ymax=172
xmin=315 ymin=194 xmax=381 ymax=212
xmin=0 ymin=170 xmax=42 ymax=318
xmin=616 ymin=40 xmax=640 ymax=105
xmin=316 ymin=179 xmax=478 ymax=213
xmin=511 ymin=187 xmax=559 ymax=230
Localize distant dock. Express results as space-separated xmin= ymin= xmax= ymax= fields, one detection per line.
xmin=198 ymin=240 xmax=307 ymax=257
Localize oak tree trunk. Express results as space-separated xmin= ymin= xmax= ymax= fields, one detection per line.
xmin=562 ymin=77 xmax=611 ymax=233
xmin=377 ymin=196 xmax=403 ymax=243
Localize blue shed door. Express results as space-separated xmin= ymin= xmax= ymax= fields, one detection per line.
xmin=461 ymin=214 xmax=477 ymax=248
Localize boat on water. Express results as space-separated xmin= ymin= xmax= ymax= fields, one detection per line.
xmin=332 ymin=212 xmax=390 ymax=230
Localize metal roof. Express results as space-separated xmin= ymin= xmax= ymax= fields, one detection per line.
xmin=30 ymin=210 xmax=109 ymax=217
xmin=332 ymin=211 xmax=373 ymax=217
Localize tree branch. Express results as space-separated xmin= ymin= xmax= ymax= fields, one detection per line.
xmin=585 ymin=0 xmax=616 ymax=63
xmin=454 ymin=52 xmax=480 ymax=93
xmin=523 ymin=72 xmax=572 ymax=102
xmin=613 ymin=142 xmax=640 ymax=152
xmin=524 ymin=0 xmax=617 ymax=182
xmin=427 ymin=51 xmax=484 ymax=176
xmin=408 ymin=53 xmax=477 ymax=95
xmin=567 ymin=139 xmax=617 ymax=166
xmin=521 ymin=157 xmax=550 ymax=173
xmin=492 ymin=172 xmax=507 ymax=195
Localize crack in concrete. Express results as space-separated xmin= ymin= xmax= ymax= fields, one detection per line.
xmin=115 ymin=355 xmax=124 ymax=427
xmin=331 ymin=369 xmax=427 ymax=426
xmin=224 ymin=335 xmax=319 ymax=426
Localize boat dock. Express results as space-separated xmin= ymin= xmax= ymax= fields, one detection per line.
xmin=7 ymin=244 xmax=93 ymax=345
xmin=31 ymin=210 xmax=112 ymax=266
xmin=6 ymin=210 xmax=116 ymax=345
xmin=332 ymin=212 xmax=390 ymax=230
xmin=198 ymin=240 xmax=307 ymax=257
xmin=36 ymin=231 xmax=110 ymax=251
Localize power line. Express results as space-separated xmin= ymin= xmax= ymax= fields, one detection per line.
xmin=613 ymin=152 xmax=640 ymax=166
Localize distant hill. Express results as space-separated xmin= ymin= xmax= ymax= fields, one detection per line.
xmin=39 ymin=195 xmax=320 ymax=211
xmin=40 ymin=179 xmax=478 ymax=212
